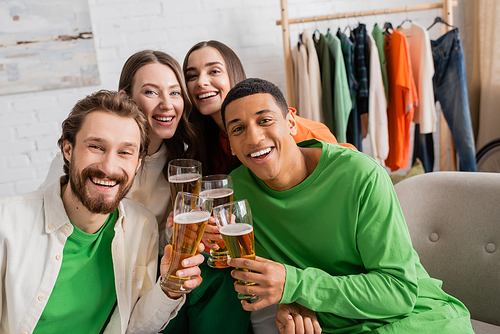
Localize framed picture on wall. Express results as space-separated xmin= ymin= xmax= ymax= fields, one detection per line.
xmin=0 ymin=0 xmax=100 ymax=95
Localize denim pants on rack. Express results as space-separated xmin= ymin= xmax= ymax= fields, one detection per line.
xmin=413 ymin=124 xmax=435 ymax=173
xmin=431 ymin=29 xmax=477 ymax=171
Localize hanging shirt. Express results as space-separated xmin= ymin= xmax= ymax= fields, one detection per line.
xmin=338 ymin=30 xmax=360 ymax=150
xmin=313 ymin=32 xmax=335 ymax=132
xmin=292 ymin=43 xmax=312 ymax=119
xmin=384 ymin=29 xmax=419 ymax=171
xmin=353 ymin=23 xmax=370 ymax=116
xmin=367 ymin=32 xmax=389 ymax=165
xmin=302 ymin=29 xmax=324 ymax=123
xmin=372 ymin=24 xmax=390 ymax=106
xmin=400 ymin=22 xmax=437 ymax=134
xmin=325 ymin=31 xmax=352 ymax=143
xmin=351 ymin=25 xmax=370 ymax=150
xmin=338 ymin=31 xmax=358 ymax=105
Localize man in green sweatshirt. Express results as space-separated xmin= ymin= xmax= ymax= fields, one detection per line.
xmin=220 ymin=78 xmax=473 ymax=334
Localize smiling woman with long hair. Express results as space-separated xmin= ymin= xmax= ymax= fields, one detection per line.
xmin=41 ymin=50 xmax=201 ymax=249
xmin=184 ymin=40 xmax=353 ymax=176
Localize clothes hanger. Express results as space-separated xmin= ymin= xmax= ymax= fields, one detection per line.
xmin=312 ymin=17 xmax=321 ymax=40
xmin=336 ymin=26 xmax=342 ymax=37
xmin=343 ymin=16 xmax=352 ymax=35
xmin=397 ymin=6 xmax=412 ymax=30
xmin=397 ymin=18 xmax=412 ymax=30
xmin=380 ymin=8 xmax=392 ymax=40
xmin=297 ymin=31 xmax=304 ymax=49
xmin=372 ymin=9 xmax=381 ymax=30
xmin=336 ymin=13 xmax=348 ymax=37
xmin=383 ymin=21 xmax=393 ymax=40
xmin=427 ymin=16 xmax=458 ymax=32
xmin=297 ymin=18 xmax=305 ymax=49
xmin=313 ymin=29 xmax=321 ymax=40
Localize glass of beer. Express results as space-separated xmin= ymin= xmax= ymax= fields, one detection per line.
xmin=161 ymin=192 xmax=213 ymax=294
xmin=213 ymin=199 xmax=257 ymax=301
xmin=199 ymin=174 xmax=233 ymax=269
xmin=168 ymin=159 xmax=202 ymax=206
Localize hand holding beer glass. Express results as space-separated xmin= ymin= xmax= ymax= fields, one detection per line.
xmin=199 ymin=174 xmax=233 ymax=268
xmin=213 ymin=199 xmax=257 ymax=301
xmin=161 ymin=192 xmax=213 ymax=294
xmin=168 ymin=158 xmax=202 ymax=206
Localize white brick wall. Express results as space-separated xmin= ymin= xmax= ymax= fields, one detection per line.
xmin=0 ymin=0 xmax=464 ymax=198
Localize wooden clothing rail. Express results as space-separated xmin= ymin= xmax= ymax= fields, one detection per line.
xmin=277 ymin=0 xmax=458 ymax=171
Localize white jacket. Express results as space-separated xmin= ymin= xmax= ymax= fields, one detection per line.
xmin=0 ymin=178 xmax=185 ymax=334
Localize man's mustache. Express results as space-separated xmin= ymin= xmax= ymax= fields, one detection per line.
xmin=80 ymin=167 xmax=128 ymax=184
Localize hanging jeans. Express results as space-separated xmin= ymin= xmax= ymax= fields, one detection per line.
xmin=413 ymin=124 xmax=435 ymax=172
xmin=431 ymin=29 xmax=477 ymax=171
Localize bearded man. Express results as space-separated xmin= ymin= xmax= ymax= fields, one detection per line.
xmin=0 ymin=90 xmax=205 ymax=334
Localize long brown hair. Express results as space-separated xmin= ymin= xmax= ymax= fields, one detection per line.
xmin=119 ymin=50 xmax=199 ymax=177
xmin=183 ymin=41 xmax=247 ymax=174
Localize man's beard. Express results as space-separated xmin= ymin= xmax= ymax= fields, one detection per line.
xmin=68 ymin=157 xmax=134 ymax=215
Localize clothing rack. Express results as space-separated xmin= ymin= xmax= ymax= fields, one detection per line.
xmin=277 ymin=0 xmax=458 ymax=171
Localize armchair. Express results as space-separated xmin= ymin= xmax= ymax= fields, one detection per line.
xmin=394 ymin=172 xmax=500 ymax=333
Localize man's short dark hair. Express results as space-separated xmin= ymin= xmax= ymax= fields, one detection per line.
xmin=221 ymin=78 xmax=289 ymax=129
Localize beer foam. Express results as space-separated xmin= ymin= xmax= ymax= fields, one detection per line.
xmin=169 ymin=173 xmax=202 ymax=183
xmin=220 ymin=223 xmax=253 ymax=236
xmin=199 ymin=188 xmax=234 ymax=199
xmin=175 ymin=211 xmax=211 ymax=224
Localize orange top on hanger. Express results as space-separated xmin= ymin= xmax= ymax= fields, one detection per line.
xmin=384 ymin=30 xmax=418 ymax=171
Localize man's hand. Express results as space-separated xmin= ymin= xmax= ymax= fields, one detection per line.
xmin=201 ymin=216 xmax=224 ymax=250
xmin=228 ymin=256 xmax=286 ymax=311
xmin=276 ymin=303 xmax=322 ymax=334
xmin=160 ymin=243 xmax=205 ymax=299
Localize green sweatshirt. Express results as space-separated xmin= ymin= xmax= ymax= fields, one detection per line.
xmin=231 ymin=139 xmax=472 ymax=333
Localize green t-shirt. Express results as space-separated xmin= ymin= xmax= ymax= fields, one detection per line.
xmin=34 ymin=209 xmax=118 ymax=334
xmin=231 ymin=139 xmax=472 ymax=333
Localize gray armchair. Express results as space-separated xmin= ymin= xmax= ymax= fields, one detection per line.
xmin=394 ymin=172 xmax=500 ymax=333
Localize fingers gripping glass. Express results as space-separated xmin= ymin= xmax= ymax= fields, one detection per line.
xmin=161 ymin=192 xmax=213 ymax=294
xmin=167 ymin=159 xmax=202 ymax=207
xmin=199 ymin=174 xmax=233 ymax=268
xmin=213 ymin=199 xmax=257 ymax=301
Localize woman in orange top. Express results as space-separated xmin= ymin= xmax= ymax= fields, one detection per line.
xmin=165 ymin=40 xmax=347 ymax=334
xmin=183 ymin=40 xmax=354 ymax=175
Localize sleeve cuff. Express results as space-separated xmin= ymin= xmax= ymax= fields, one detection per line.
xmin=153 ymin=278 xmax=186 ymax=326
xmin=280 ymin=264 xmax=300 ymax=304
